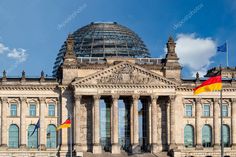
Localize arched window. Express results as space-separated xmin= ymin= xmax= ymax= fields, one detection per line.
xmin=184 ymin=124 xmax=194 ymax=147
xmin=223 ymin=124 xmax=230 ymax=147
xmin=28 ymin=124 xmax=38 ymax=148
xmin=9 ymin=124 xmax=19 ymax=148
xmin=202 ymin=125 xmax=212 ymax=147
xmin=46 ymin=124 xmax=57 ymax=148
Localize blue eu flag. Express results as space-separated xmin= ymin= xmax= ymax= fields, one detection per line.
xmin=217 ymin=43 xmax=227 ymax=52
xmin=30 ymin=119 xmax=40 ymax=137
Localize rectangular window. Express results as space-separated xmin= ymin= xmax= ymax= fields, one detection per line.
xmin=48 ymin=104 xmax=55 ymax=116
xmin=222 ymin=104 xmax=228 ymax=117
xmin=185 ymin=104 xmax=192 ymax=117
xmin=29 ymin=104 xmax=36 ymax=116
xmin=203 ymin=104 xmax=210 ymax=117
xmin=10 ymin=104 xmax=17 ymax=116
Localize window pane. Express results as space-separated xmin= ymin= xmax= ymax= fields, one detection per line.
xmin=28 ymin=124 xmax=38 ymax=148
xmin=223 ymin=125 xmax=230 ymax=147
xmin=48 ymin=104 xmax=55 ymax=116
xmin=10 ymin=104 xmax=17 ymax=116
xmin=185 ymin=104 xmax=192 ymax=117
xmin=203 ymin=104 xmax=210 ymax=117
xmin=202 ymin=125 xmax=212 ymax=147
xmin=222 ymin=105 xmax=228 ymax=117
xmin=29 ymin=104 xmax=36 ymax=116
xmin=9 ymin=124 xmax=19 ymax=148
xmin=46 ymin=125 xmax=57 ymax=148
xmin=184 ymin=125 xmax=194 ymax=147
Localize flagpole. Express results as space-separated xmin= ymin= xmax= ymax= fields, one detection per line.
xmin=220 ymin=66 xmax=224 ymax=157
xmin=70 ymin=114 xmax=73 ymax=157
xmin=226 ymin=40 xmax=228 ymax=67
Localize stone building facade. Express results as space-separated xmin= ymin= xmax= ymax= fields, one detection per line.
xmin=0 ymin=22 xmax=236 ymax=157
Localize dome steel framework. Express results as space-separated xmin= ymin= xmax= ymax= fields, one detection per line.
xmin=53 ymin=22 xmax=150 ymax=75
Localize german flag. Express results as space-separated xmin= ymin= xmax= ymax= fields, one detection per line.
xmin=193 ymin=74 xmax=222 ymax=95
xmin=57 ymin=119 xmax=71 ymax=130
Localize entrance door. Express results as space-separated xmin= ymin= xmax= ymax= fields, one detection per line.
xmin=138 ymin=99 xmax=149 ymax=152
xmin=118 ymin=99 xmax=131 ymax=151
xmin=100 ymin=99 xmax=111 ymax=151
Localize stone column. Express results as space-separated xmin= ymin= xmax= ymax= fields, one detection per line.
xmin=0 ymin=98 xmax=1 ymax=146
xmin=169 ymin=96 xmax=176 ymax=149
xmin=156 ymin=99 xmax=162 ymax=150
xmin=213 ymin=98 xmax=220 ymax=148
xmin=195 ymin=98 xmax=202 ymax=148
xmin=75 ymin=95 xmax=82 ymax=152
xmin=20 ymin=97 xmax=27 ymax=148
xmin=132 ymin=95 xmax=140 ymax=152
xmin=151 ymin=95 xmax=158 ymax=153
xmin=111 ymin=95 xmax=120 ymax=154
xmin=92 ymin=95 xmax=101 ymax=154
xmin=148 ymin=99 xmax=152 ymax=147
xmin=39 ymin=97 xmax=46 ymax=150
xmin=231 ymin=98 xmax=236 ymax=148
xmin=60 ymin=89 xmax=70 ymax=151
xmin=1 ymin=97 xmax=7 ymax=148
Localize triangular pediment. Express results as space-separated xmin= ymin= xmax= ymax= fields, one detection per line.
xmin=72 ymin=62 xmax=179 ymax=87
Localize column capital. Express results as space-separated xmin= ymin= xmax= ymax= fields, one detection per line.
xmin=132 ymin=95 xmax=140 ymax=101
xmin=169 ymin=95 xmax=176 ymax=103
xmin=195 ymin=98 xmax=201 ymax=104
xmin=93 ymin=95 xmax=101 ymax=100
xmin=213 ymin=98 xmax=219 ymax=104
xmin=231 ymin=98 xmax=236 ymax=103
xmin=112 ymin=94 xmax=119 ymax=100
xmin=0 ymin=97 xmax=8 ymax=103
xmin=150 ymin=95 xmax=158 ymax=102
xmin=39 ymin=97 xmax=46 ymax=103
xmin=75 ymin=95 xmax=82 ymax=101
xmin=20 ymin=97 xmax=27 ymax=103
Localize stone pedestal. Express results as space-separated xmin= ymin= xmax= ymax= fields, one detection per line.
xmin=131 ymin=144 xmax=141 ymax=154
xmin=39 ymin=144 xmax=46 ymax=151
xmin=111 ymin=144 xmax=120 ymax=154
xmin=151 ymin=143 xmax=158 ymax=154
xmin=213 ymin=144 xmax=220 ymax=150
xmin=92 ymin=144 xmax=102 ymax=154
xmin=195 ymin=144 xmax=203 ymax=150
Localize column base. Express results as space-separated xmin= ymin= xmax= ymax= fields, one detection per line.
xmin=39 ymin=144 xmax=46 ymax=150
xmin=131 ymin=144 xmax=141 ymax=154
xmin=19 ymin=144 xmax=27 ymax=150
xmin=195 ymin=144 xmax=203 ymax=150
xmin=232 ymin=144 xmax=236 ymax=149
xmin=111 ymin=144 xmax=120 ymax=154
xmin=92 ymin=144 xmax=102 ymax=154
xmin=169 ymin=143 xmax=178 ymax=150
xmin=213 ymin=144 xmax=220 ymax=150
xmin=0 ymin=144 xmax=7 ymax=150
xmin=151 ymin=144 xmax=159 ymax=154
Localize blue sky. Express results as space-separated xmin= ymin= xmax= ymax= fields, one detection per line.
xmin=0 ymin=0 xmax=235 ymax=77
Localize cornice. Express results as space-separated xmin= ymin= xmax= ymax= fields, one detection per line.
xmin=0 ymin=85 xmax=58 ymax=91
xmin=73 ymin=84 xmax=176 ymax=89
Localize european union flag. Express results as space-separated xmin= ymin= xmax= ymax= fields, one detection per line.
xmin=30 ymin=119 xmax=40 ymax=137
xmin=217 ymin=42 xmax=227 ymax=52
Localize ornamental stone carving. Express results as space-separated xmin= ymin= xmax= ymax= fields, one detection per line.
xmin=97 ymin=64 xmax=153 ymax=84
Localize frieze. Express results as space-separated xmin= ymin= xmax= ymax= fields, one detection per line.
xmin=97 ymin=64 xmax=153 ymax=84
xmin=72 ymin=62 xmax=178 ymax=87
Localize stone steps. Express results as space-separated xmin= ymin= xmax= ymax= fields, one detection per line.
xmin=82 ymin=151 xmax=171 ymax=157
xmin=82 ymin=151 xmax=159 ymax=157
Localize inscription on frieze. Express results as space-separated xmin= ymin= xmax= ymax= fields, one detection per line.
xmin=99 ymin=90 xmax=151 ymax=95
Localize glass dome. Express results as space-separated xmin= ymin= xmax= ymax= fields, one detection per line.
xmin=53 ymin=22 xmax=150 ymax=75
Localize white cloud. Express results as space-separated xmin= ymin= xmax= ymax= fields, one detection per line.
xmin=7 ymin=48 xmax=28 ymax=62
xmin=175 ymin=33 xmax=217 ymax=76
xmin=0 ymin=43 xmax=9 ymax=54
